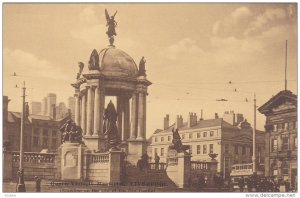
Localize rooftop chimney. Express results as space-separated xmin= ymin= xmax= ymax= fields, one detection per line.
xmin=3 ymin=96 xmax=10 ymax=122
xmin=200 ymin=109 xmax=203 ymax=120
xmin=188 ymin=112 xmax=197 ymax=128
xmin=223 ymin=110 xmax=235 ymax=125
xmin=164 ymin=114 xmax=169 ymax=130
xmin=52 ymin=104 xmax=56 ymax=120
xmin=215 ymin=113 xmax=219 ymax=119
xmin=175 ymin=115 xmax=183 ymax=129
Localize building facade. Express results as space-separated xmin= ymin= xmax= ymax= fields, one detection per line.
xmin=258 ymin=90 xmax=297 ymax=188
xmin=3 ymin=96 xmax=69 ymax=153
xmin=30 ymin=101 xmax=42 ymax=115
xmin=150 ymin=112 xmax=265 ymax=177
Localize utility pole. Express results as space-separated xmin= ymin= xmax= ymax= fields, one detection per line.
xmin=17 ymin=81 xmax=26 ymax=192
xmin=252 ymin=93 xmax=256 ymax=174
xmin=285 ymin=40 xmax=288 ymax=90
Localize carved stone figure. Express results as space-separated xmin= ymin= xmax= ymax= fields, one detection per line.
xmin=103 ymin=100 xmax=120 ymax=150
xmin=76 ymin=62 xmax=84 ymax=79
xmin=88 ymin=49 xmax=100 ymax=70
xmin=169 ymin=128 xmax=189 ymax=153
xmin=59 ymin=120 xmax=83 ymax=144
xmin=105 ymin=9 xmax=117 ymax=45
xmin=138 ymin=56 xmax=146 ymax=76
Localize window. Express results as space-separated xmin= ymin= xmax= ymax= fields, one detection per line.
xmin=168 ymin=136 xmax=171 ymax=141
xmin=161 ymin=148 xmax=164 ymax=156
xmin=52 ymin=130 xmax=57 ymax=137
xmin=154 ymin=137 xmax=158 ymax=142
xmin=182 ymin=134 xmax=185 ymax=140
xmin=161 ymin=137 xmax=164 ymax=142
xmin=197 ymin=133 xmax=200 ymax=138
xmin=43 ymin=129 xmax=48 ymax=137
xmin=273 ymin=124 xmax=277 ymax=132
xmin=282 ymin=162 xmax=289 ymax=175
xmin=225 ymin=144 xmax=229 ymax=154
xmin=203 ymin=145 xmax=207 ymax=154
xmin=34 ymin=128 xmax=39 ymax=136
xmin=33 ymin=137 xmax=39 ymax=146
xmin=242 ymin=146 xmax=246 ymax=155
xmin=52 ymin=138 xmax=57 ymax=149
xmin=277 ymin=123 xmax=283 ymax=130
xmin=210 ymin=131 xmax=214 ymax=137
xmin=197 ymin=145 xmax=201 ymax=154
xmin=209 ymin=144 xmax=214 ymax=154
xmin=282 ymin=136 xmax=289 ymax=151
xmin=271 ymin=139 xmax=278 ymax=151
xmin=235 ymin=145 xmax=239 ymax=154
xmin=189 ymin=133 xmax=192 ymax=139
xmin=203 ymin=132 xmax=207 ymax=137
xmin=43 ymin=138 xmax=48 ymax=148
xmin=284 ymin=123 xmax=288 ymax=130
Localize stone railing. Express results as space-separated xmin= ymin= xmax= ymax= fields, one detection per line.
xmin=12 ymin=151 xmax=56 ymax=164
xmin=90 ymin=153 xmax=109 ymax=164
xmin=148 ymin=162 xmax=167 ymax=170
xmin=190 ymin=161 xmax=209 ymax=170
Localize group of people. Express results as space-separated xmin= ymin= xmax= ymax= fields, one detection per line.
xmin=238 ymin=176 xmax=294 ymax=192
xmin=59 ymin=119 xmax=84 ymax=144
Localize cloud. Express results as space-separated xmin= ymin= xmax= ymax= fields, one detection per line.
xmin=213 ymin=6 xmax=294 ymax=38
xmin=164 ymin=38 xmax=204 ymax=61
xmin=4 ymin=48 xmax=68 ymax=81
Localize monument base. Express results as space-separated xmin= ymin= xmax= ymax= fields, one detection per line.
xmin=127 ymin=139 xmax=147 ymax=165
xmin=60 ymin=142 xmax=88 ymax=180
xmin=84 ymin=135 xmax=106 ymax=152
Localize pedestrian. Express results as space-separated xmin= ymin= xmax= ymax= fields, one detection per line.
xmin=238 ymin=177 xmax=245 ymax=192
xmin=34 ymin=176 xmax=41 ymax=192
xmin=285 ymin=179 xmax=290 ymax=192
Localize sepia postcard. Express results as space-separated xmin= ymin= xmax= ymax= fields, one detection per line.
xmin=2 ymin=2 xmax=298 ymax=196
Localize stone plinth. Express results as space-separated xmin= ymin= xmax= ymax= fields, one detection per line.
xmin=166 ymin=151 xmax=191 ymax=188
xmin=59 ymin=142 xmax=88 ymax=180
xmin=127 ymin=139 xmax=147 ymax=165
xmin=108 ymin=150 xmax=124 ymax=184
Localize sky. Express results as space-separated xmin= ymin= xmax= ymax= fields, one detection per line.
xmin=3 ymin=3 xmax=297 ymax=138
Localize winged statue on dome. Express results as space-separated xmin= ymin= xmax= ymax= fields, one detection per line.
xmin=105 ymin=9 xmax=117 ymax=46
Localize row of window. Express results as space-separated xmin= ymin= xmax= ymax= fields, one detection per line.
xmin=33 ymin=137 xmax=57 ymax=149
xmin=272 ymin=121 xmax=297 ymax=132
xmin=154 ymin=148 xmax=165 ymax=156
xmin=271 ymin=136 xmax=297 ymax=151
xmin=154 ymin=130 xmax=216 ymax=143
xmin=196 ymin=144 xmax=214 ymax=154
xmin=33 ymin=128 xmax=57 ymax=137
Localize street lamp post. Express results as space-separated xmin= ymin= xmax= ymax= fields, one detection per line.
xmin=252 ymin=93 xmax=257 ymax=174
xmin=17 ymin=81 xmax=26 ymax=192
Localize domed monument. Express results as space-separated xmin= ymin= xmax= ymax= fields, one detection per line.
xmin=71 ymin=9 xmax=151 ymax=164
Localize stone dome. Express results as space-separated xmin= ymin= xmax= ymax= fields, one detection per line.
xmin=98 ymin=47 xmax=138 ymax=78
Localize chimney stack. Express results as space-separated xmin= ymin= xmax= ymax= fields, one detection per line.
xmin=188 ymin=112 xmax=197 ymax=128
xmin=215 ymin=113 xmax=219 ymax=119
xmin=200 ymin=109 xmax=203 ymax=120
xmin=175 ymin=115 xmax=183 ymax=129
xmin=51 ymin=104 xmax=56 ymax=120
xmin=3 ymin=96 xmax=10 ymax=122
xmin=164 ymin=114 xmax=169 ymax=130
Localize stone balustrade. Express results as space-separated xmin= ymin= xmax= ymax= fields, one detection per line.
xmin=12 ymin=151 xmax=56 ymax=164
xmin=190 ymin=161 xmax=209 ymax=170
xmin=90 ymin=153 xmax=109 ymax=163
xmin=148 ymin=163 xmax=167 ymax=170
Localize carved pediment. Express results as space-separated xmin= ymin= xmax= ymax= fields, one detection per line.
xmin=272 ymin=101 xmax=296 ymax=112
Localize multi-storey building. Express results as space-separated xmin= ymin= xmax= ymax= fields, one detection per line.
xmin=3 ymin=96 xmax=69 ymax=152
xmin=30 ymin=101 xmax=42 ymax=115
xmin=149 ymin=111 xmax=265 ymax=177
xmin=258 ymin=90 xmax=297 ymax=187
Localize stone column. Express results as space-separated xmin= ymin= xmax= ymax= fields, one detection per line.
xmin=81 ymin=94 xmax=87 ymax=135
xmin=75 ymin=94 xmax=81 ymax=126
xmin=137 ymin=92 xmax=145 ymax=140
xmin=143 ymin=93 xmax=147 ymax=139
xmin=86 ymin=86 xmax=93 ymax=136
xmin=93 ymin=87 xmax=100 ymax=136
xmin=99 ymin=87 xmax=105 ymax=134
xmin=117 ymin=96 xmax=123 ymax=141
xmin=124 ymin=98 xmax=130 ymax=140
xmin=130 ymin=93 xmax=138 ymax=139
